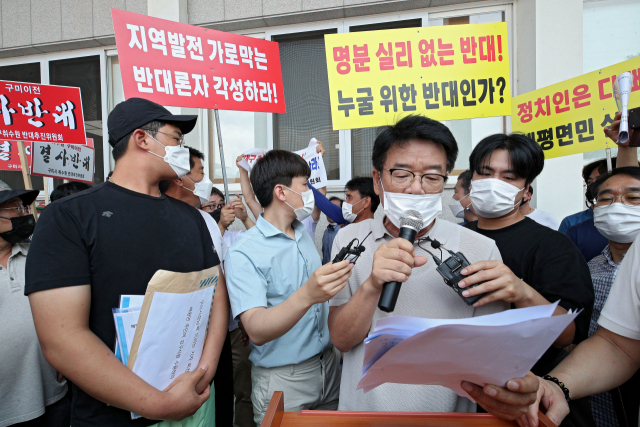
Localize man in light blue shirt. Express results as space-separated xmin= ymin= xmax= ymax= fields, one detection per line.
xmin=225 ymin=150 xmax=353 ymax=425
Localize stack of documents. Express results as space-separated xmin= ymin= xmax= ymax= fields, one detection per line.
xmin=357 ymin=301 xmax=578 ymax=398
xmin=113 ymin=295 xmax=145 ymax=365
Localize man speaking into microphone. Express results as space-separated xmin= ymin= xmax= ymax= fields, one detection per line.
xmin=328 ymin=115 xmax=508 ymax=413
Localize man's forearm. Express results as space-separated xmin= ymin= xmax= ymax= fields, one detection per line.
xmin=239 ymin=170 xmax=262 ymax=218
xmin=616 ymin=145 xmax=639 ymax=168
xmin=41 ymin=327 xmax=170 ymax=419
xmin=551 ymin=328 xmax=640 ymax=400
xmin=240 ymin=290 xmax=312 ymax=346
xmin=328 ymin=277 xmax=379 ymax=352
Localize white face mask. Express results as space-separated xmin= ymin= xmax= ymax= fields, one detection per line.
xmin=381 ymin=180 xmax=442 ymax=229
xmin=283 ymin=186 xmax=315 ymax=221
xmin=342 ymin=198 xmax=366 ymax=223
xmin=594 ymin=203 xmax=640 ymax=243
xmin=184 ymin=174 xmax=214 ymax=205
xmin=448 ymin=194 xmax=471 ymax=219
xmin=146 ymin=132 xmax=191 ymax=178
xmin=470 ymin=178 xmax=525 ymax=219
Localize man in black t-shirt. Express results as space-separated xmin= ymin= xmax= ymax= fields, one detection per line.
xmin=455 ymin=133 xmax=595 ymax=425
xmin=24 ymin=98 xmax=229 ymax=427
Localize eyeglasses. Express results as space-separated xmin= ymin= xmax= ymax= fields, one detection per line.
xmin=596 ymin=192 xmax=640 ymax=207
xmin=200 ymin=202 xmax=224 ymax=212
xmin=0 ymin=205 xmax=30 ymax=215
xmin=382 ymin=168 xmax=447 ymax=193
xmin=142 ymin=129 xmax=185 ymax=147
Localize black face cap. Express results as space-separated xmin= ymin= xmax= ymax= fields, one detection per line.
xmin=0 ymin=186 xmax=38 ymax=207
xmin=107 ymin=98 xmax=198 ymax=147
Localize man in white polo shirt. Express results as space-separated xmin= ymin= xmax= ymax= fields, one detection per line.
xmin=328 ymin=115 xmax=509 ymax=413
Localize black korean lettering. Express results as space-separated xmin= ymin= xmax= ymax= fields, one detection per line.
xmin=576 ymin=118 xmax=594 ymax=143
xmin=398 ymin=83 xmax=417 ymax=112
xmin=422 ymin=83 xmax=440 ymax=110
xmin=537 ymin=128 xmax=554 ymax=150
xmin=442 ymin=81 xmax=459 ymax=108
xmin=460 ymin=79 xmax=477 ymax=106
xmin=555 ymin=123 xmax=573 ymax=147
xmin=600 ymin=114 xmax=614 ymax=128
xmin=478 ymin=78 xmax=495 ymax=104
xmin=337 ymin=90 xmax=355 ymax=117
xmin=356 ymin=88 xmax=374 ymax=116
xmin=380 ymin=85 xmax=398 ymax=113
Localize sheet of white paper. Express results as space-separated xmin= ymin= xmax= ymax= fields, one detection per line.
xmin=614 ymin=71 xmax=632 ymax=145
xmin=114 ymin=295 xmax=145 ymax=362
xmin=238 ymin=148 xmax=269 ymax=172
xmin=357 ymin=303 xmax=577 ymax=400
xmin=238 ymin=139 xmax=328 ymax=188
xmin=131 ymin=287 xmax=214 ymax=391
xmin=294 ymin=139 xmax=328 ymax=188
xmin=113 ymin=307 xmax=141 ymax=366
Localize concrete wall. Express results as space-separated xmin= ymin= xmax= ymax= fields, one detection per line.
xmin=0 ymin=0 xmax=484 ymax=57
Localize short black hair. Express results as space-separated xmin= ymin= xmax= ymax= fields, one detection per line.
xmin=112 ymin=119 xmax=177 ymax=162
xmin=159 ymin=145 xmax=205 ymax=193
xmin=329 ymin=196 xmax=343 ymax=207
xmin=345 ymin=176 xmax=380 ymax=213
xmin=50 ymin=182 xmax=92 ymax=202
xmin=582 ymin=157 xmax=617 ymax=183
xmin=456 ymin=170 xmax=473 ymax=194
xmin=372 ymin=115 xmax=458 ymax=174
xmin=210 ymin=187 xmax=225 ymax=202
xmin=469 ymin=133 xmax=544 ymax=186
xmin=592 ymin=166 xmax=640 ymax=201
xmin=250 ymin=150 xmax=310 ymax=208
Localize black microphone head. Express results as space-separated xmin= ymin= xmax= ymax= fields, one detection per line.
xmin=400 ymin=210 xmax=423 ymax=232
xmin=430 ymin=240 xmax=441 ymax=249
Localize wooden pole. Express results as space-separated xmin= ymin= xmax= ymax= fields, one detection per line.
xmin=43 ymin=178 xmax=50 ymax=205
xmin=17 ymin=141 xmax=38 ymax=221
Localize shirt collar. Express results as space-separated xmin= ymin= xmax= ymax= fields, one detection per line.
xmin=602 ymin=244 xmax=624 ymax=267
xmin=372 ymin=216 xmax=449 ymax=246
xmin=11 ymin=243 xmax=28 ymax=257
xmin=255 ymin=215 xmax=304 ymax=241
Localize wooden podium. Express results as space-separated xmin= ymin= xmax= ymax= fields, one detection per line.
xmin=260 ymin=392 xmax=558 ymax=427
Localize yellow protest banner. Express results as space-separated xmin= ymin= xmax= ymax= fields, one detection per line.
xmin=324 ymin=22 xmax=511 ymax=131
xmin=511 ymin=56 xmax=640 ymax=159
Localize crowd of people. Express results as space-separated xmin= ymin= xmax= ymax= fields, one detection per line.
xmin=2 ymin=98 xmax=639 ymax=427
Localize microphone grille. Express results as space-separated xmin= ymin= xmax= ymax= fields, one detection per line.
xmin=400 ymin=209 xmax=423 ymax=231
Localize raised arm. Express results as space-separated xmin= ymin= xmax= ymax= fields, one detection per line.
xmin=236 ymin=155 xmax=262 ymax=219
xmin=28 ymin=285 xmax=210 ymax=421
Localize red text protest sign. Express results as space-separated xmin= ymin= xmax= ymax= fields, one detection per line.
xmin=0 ymin=140 xmax=32 ymax=172
xmin=112 ymin=8 xmax=286 ymax=113
xmin=0 ymin=81 xmax=86 ymax=145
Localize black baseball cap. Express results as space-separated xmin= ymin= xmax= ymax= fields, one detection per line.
xmin=107 ymin=98 xmax=198 ymax=147
xmin=0 ymin=179 xmax=38 ymax=207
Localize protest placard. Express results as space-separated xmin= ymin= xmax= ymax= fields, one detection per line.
xmin=0 ymin=140 xmax=32 ymax=172
xmin=238 ymin=139 xmax=328 ymax=188
xmin=511 ymin=56 xmax=640 ymax=159
xmin=0 ymin=80 xmax=85 ymax=144
xmin=112 ymin=8 xmax=285 ymax=114
xmin=324 ymin=22 xmax=510 ymax=130
xmin=31 ymin=140 xmax=95 ymax=183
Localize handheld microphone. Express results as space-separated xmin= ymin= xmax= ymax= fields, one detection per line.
xmin=378 ymin=210 xmax=423 ymax=313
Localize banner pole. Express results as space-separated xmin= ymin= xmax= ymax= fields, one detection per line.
xmin=207 ymin=109 xmax=215 ymax=181
xmin=17 ymin=141 xmax=38 ymax=221
xmin=606 ymin=147 xmax=613 ymax=172
xmin=213 ymin=109 xmax=230 ymax=203
xmin=43 ymin=178 xmax=50 ymax=205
